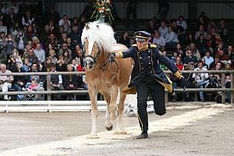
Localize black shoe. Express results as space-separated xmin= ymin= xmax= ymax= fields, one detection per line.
xmin=136 ymin=132 xmax=148 ymax=139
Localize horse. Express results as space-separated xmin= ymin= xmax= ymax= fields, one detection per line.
xmin=81 ymin=20 xmax=133 ymax=138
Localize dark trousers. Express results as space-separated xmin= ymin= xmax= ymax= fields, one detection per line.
xmin=136 ymin=79 xmax=166 ymax=132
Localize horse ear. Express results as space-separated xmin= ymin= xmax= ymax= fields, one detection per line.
xmin=85 ymin=24 xmax=90 ymax=30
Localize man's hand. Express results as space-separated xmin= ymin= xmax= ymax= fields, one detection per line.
xmin=108 ymin=53 xmax=116 ymax=63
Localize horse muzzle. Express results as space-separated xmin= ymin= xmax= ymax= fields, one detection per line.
xmin=84 ymin=56 xmax=95 ymax=70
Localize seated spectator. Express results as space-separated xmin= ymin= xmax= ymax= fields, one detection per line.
xmin=175 ymin=43 xmax=184 ymax=58
xmin=62 ymin=49 xmax=72 ymax=65
xmin=186 ymin=42 xmax=201 ymax=61
xmin=158 ymin=20 xmax=168 ymax=39
xmin=21 ymin=58 xmax=32 ymax=72
xmin=34 ymin=43 xmax=46 ymax=64
xmin=15 ymin=30 xmax=28 ymax=56
xmin=0 ymin=44 xmax=7 ymax=64
xmin=203 ymin=49 xmax=214 ymax=69
xmin=176 ymin=15 xmax=187 ymax=32
xmin=42 ymin=57 xmax=52 ymax=72
xmin=152 ymin=30 xmax=165 ymax=49
xmin=24 ymin=24 xmax=36 ymax=41
xmin=195 ymin=34 xmax=207 ymax=57
xmin=58 ymin=15 xmax=71 ymax=34
xmin=0 ymin=19 xmax=7 ymax=35
xmin=22 ymin=48 xmax=38 ymax=64
xmin=118 ymin=31 xmax=131 ymax=48
xmin=69 ymin=25 xmax=82 ymax=45
xmin=165 ymin=26 xmax=179 ymax=48
xmin=4 ymin=33 xmax=17 ymax=59
xmin=21 ymin=10 xmax=35 ymax=27
xmin=171 ymin=20 xmax=186 ymax=45
xmin=56 ymin=55 xmax=67 ymax=71
xmin=48 ymin=49 xmax=58 ymax=64
xmin=192 ymin=61 xmax=209 ymax=102
xmin=216 ymin=49 xmax=229 ymax=62
xmin=63 ymin=64 xmax=78 ymax=100
xmin=183 ymin=50 xmax=198 ymax=67
xmin=0 ymin=63 xmax=14 ymax=101
xmin=194 ymin=24 xmax=207 ymax=40
xmin=49 ymin=63 xmax=64 ymax=100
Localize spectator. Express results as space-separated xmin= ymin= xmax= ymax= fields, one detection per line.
xmin=186 ymin=42 xmax=201 ymax=61
xmin=2 ymin=8 xmax=19 ymax=34
xmin=33 ymin=43 xmax=45 ymax=64
xmin=44 ymin=7 xmax=60 ymax=27
xmin=192 ymin=61 xmax=209 ymax=102
xmin=0 ymin=63 xmax=14 ymax=101
xmin=62 ymin=49 xmax=72 ymax=65
xmin=175 ymin=43 xmax=184 ymax=58
xmin=58 ymin=42 xmax=72 ymax=57
xmin=41 ymin=57 xmax=52 ymax=72
xmin=56 ymin=55 xmax=67 ymax=71
xmin=165 ymin=26 xmax=179 ymax=48
xmin=39 ymin=24 xmax=51 ymax=46
xmin=146 ymin=19 xmax=157 ymax=35
xmin=194 ymin=24 xmax=207 ymax=40
xmin=58 ymin=15 xmax=71 ymax=34
xmin=48 ymin=49 xmax=58 ymax=64
xmin=4 ymin=34 xmax=17 ymax=59
xmin=152 ymin=30 xmax=165 ymax=49
xmin=125 ymin=0 xmax=138 ymax=28
xmin=21 ymin=10 xmax=35 ymax=27
xmin=24 ymin=24 xmax=36 ymax=41
xmin=183 ymin=49 xmax=198 ymax=67
xmin=0 ymin=44 xmax=7 ymax=64
xmin=21 ymin=57 xmax=32 ymax=72
xmin=176 ymin=15 xmax=187 ymax=31
xmin=22 ymin=48 xmax=38 ymax=64
xmin=158 ymin=20 xmax=168 ymax=39
xmin=171 ymin=20 xmax=186 ymax=45
xmin=195 ymin=33 xmax=207 ymax=57
xmin=118 ymin=31 xmax=131 ymax=48
xmin=49 ymin=63 xmax=64 ymax=100
xmin=206 ymin=33 xmax=216 ymax=56
xmin=210 ymin=55 xmax=223 ymax=70
xmin=0 ymin=19 xmax=7 ymax=35
xmin=63 ymin=64 xmax=78 ymax=90
xmin=15 ymin=30 xmax=28 ymax=55
xmin=185 ymin=32 xmax=195 ymax=48
xmin=207 ymin=20 xmax=217 ymax=34
xmin=203 ymin=50 xmax=214 ymax=69
xmin=73 ymin=44 xmax=85 ymax=67
xmin=217 ymin=19 xmax=229 ymax=43
xmin=69 ymin=25 xmax=82 ymax=45
xmin=58 ymin=32 xmax=68 ymax=45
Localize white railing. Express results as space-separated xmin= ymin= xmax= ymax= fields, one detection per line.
xmin=0 ymin=70 xmax=233 ymax=113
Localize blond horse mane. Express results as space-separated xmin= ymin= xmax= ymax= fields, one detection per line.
xmin=81 ymin=20 xmax=116 ymax=53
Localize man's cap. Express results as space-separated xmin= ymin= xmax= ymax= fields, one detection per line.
xmin=134 ymin=31 xmax=151 ymax=42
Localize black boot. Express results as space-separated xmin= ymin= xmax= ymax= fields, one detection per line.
xmin=136 ymin=131 xmax=148 ymax=139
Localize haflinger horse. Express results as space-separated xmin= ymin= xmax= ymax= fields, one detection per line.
xmin=81 ymin=20 xmax=133 ymax=138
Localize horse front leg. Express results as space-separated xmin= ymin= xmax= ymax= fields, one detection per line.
xmin=102 ymin=93 xmax=113 ymax=131
xmin=109 ymin=86 xmax=119 ymax=121
xmin=87 ymin=90 xmax=99 ymax=139
xmin=115 ymin=91 xmax=127 ymax=134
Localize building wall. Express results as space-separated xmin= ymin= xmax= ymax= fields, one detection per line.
xmin=55 ymin=2 xmax=234 ymax=20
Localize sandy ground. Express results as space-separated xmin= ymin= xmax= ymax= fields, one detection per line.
xmin=0 ymin=102 xmax=233 ymax=156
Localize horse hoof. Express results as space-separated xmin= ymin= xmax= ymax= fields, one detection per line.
xmin=106 ymin=125 xmax=113 ymax=131
xmin=86 ymin=134 xmax=99 ymax=139
xmin=114 ymin=131 xmax=127 ymax=135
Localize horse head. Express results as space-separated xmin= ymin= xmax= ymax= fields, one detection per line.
xmin=81 ymin=21 xmax=116 ymax=70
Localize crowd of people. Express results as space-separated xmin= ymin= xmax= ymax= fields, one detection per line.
xmin=0 ymin=1 xmax=233 ymax=102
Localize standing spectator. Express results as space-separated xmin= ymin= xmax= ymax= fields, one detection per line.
xmin=192 ymin=61 xmax=209 ymax=102
xmin=125 ymin=0 xmax=138 ymax=28
xmin=157 ymin=0 xmax=170 ymax=22
xmin=58 ymin=15 xmax=71 ymax=34
xmin=0 ymin=63 xmax=14 ymax=101
xmin=118 ymin=31 xmax=131 ymax=48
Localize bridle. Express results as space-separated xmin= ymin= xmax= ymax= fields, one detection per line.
xmin=84 ymin=42 xmax=119 ymax=83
